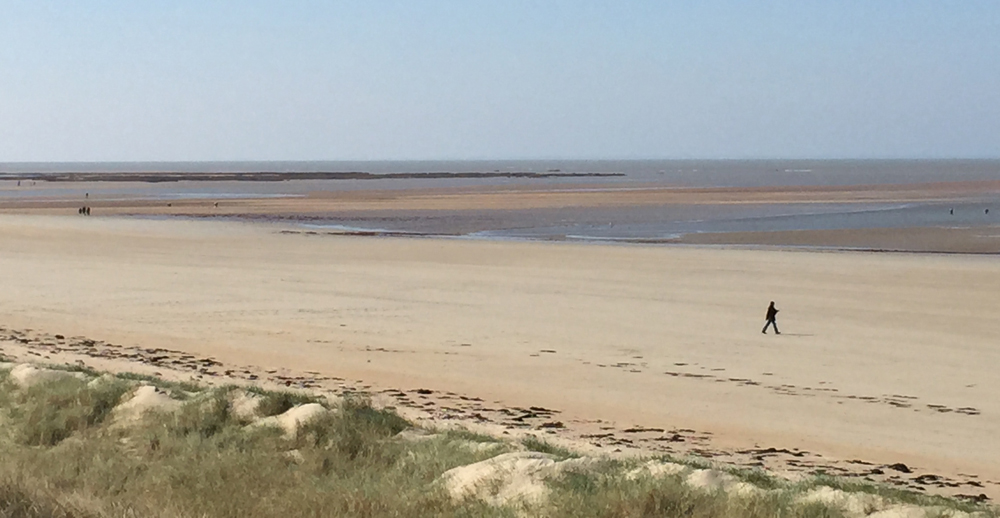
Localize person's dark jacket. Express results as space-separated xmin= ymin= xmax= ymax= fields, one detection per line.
xmin=766 ymin=305 xmax=778 ymax=320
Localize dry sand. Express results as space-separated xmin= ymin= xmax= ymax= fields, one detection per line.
xmin=1 ymin=214 xmax=999 ymax=500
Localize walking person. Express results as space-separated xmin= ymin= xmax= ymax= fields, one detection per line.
xmin=762 ymin=301 xmax=780 ymax=335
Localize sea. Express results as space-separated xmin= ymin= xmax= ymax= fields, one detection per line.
xmin=2 ymin=160 xmax=999 ymax=242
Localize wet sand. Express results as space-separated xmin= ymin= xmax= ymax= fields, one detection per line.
xmin=4 ymin=179 xmax=1000 ymax=212
xmin=677 ymin=226 xmax=1000 ymax=254
xmin=3 ymin=179 xmax=1000 ymax=252
xmin=1 ymin=215 xmax=999 ymax=500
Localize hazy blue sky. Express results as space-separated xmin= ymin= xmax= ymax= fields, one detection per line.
xmin=1 ymin=1 xmax=998 ymax=161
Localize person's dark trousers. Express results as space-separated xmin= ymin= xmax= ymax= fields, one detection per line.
xmin=762 ymin=319 xmax=779 ymax=334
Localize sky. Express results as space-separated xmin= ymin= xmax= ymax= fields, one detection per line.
xmin=0 ymin=1 xmax=998 ymax=161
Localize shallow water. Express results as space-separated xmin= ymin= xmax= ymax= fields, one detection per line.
xmin=291 ymin=200 xmax=1000 ymax=241
xmin=2 ymin=159 xmax=999 ymax=241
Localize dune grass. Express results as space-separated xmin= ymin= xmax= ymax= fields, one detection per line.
xmin=540 ymin=461 xmax=996 ymax=518
xmin=0 ymin=374 xmax=506 ymax=518
xmin=0 ymin=477 xmax=87 ymax=518
xmin=440 ymin=428 xmax=503 ymax=444
xmin=649 ymin=454 xmax=784 ymax=491
xmin=246 ymin=387 xmax=319 ymax=418
xmin=520 ymin=435 xmax=579 ymax=460
xmin=541 ymin=467 xmax=850 ymax=518
xmin=0 ymin=365 xmax=994 ymax=518
xmin=111 ymin=372 xmax=203 ymax=397
xmin=0 ymin=376 xmax=130 ymax=447
xmin=795 ymin=475 xmax=993 ymax=515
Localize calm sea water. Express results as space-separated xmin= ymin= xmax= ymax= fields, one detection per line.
xmin=2 ymin=160 xmax=999 ymax=241
xmin=3 ymin=159 xmax=1000 ymax=187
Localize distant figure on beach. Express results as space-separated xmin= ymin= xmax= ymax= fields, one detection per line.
xmin=85 ymin=192 xmax=89 ymax=198
xmin=86 ymin=206 xmax=90 ymax=216
xmin=986 ymin=209 xmax=990 ymax=215
xmin=762 ymin=301 xmax=780 ymax=335
xmin=950 ymin=208 xmax=954 ymax=215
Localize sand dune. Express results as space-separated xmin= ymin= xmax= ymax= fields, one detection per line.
xmin=0 ymin=215 xmax=998 ymax=498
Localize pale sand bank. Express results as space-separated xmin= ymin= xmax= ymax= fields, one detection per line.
xmin=1 ymin=215 xmax=998 ymax=498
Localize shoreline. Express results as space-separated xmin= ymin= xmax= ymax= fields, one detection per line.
xmin=275 ymin=226 xmax=1000 ymax=256
xmin=3 ymin=178 xmax=1000 ymax=253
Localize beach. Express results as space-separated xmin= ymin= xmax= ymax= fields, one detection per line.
xmin=5 ymin=1 xmax=999 ymax=512
xmin=1 ymin=213 xmax=998 ymax=500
